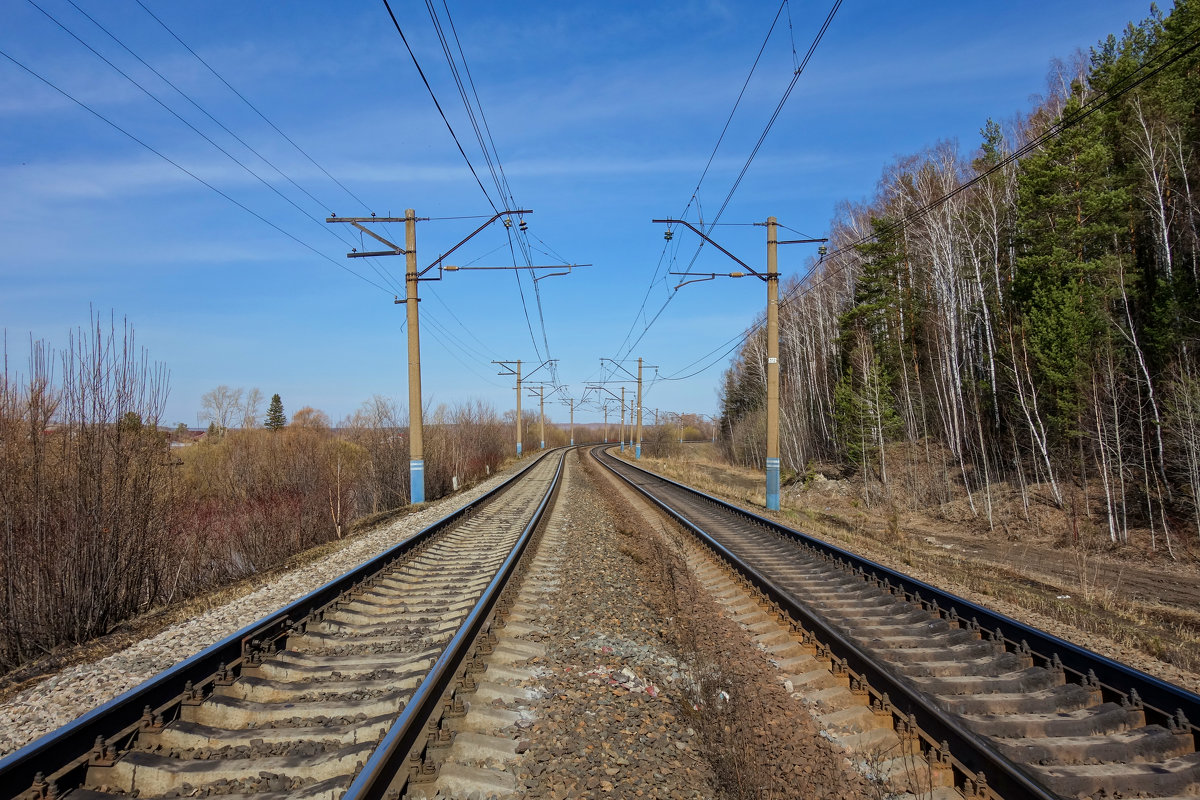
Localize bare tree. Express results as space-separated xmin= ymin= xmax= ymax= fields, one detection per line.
xmin=240 ymin=387 xmax=264 ymax=429
xmin=200 ymin=385 xmax=242 ymax=433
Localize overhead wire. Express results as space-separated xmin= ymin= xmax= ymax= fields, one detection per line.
xmin=133 ymin=0 xmax=374 ymax=212
xmin=656 ymin=17 xmax=1200 ymax=383
xmin=0 ymin=46 xmax=392 ymax=294
xmin=380 ymin=0 xmax=499 ymax=213
xmin=387 ymin=0 xmax=558 ymax=373
xmin=793 ymin=15 xmax=1200 ymax=294
xmin=615 ymin=0 xmax=841 ymax=363
xmin=126 ymin=1 xmax=412 ymax=294
xmin=27 ymin=0 xmax=407 ymax=295
xmin=614 ymin=0 xmax=792 ymax=357
xmin=420 ymin=310 xmax=507 ymax=388
xmin=423 ymin=0 xmax=559 ymax=377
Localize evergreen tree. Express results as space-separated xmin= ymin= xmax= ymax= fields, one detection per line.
xmin=1013 ymin=89 xmax=1129 ymax=443
xmin=265 ymin=393 xmax=287 ymax=431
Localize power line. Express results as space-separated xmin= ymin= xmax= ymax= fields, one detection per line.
xmin=423 ymin=0 xmax=553 ymax=363
xmin=54 ymin=0 xmax=405 ymax=297
xmin=64 ymin=0 xmax=330 ymax=216
xmin=614 ymin=3 xmax=788 ymax=359
xmin=380 ymin=0 xmax=499 ymax=213
xmin=801 ymin=16 xmax=1200 ymax=288
xmin=133 ymin=0 xmax=374 ymax=212
xmin=386 ymin=0 xmax=557 ymax=368
xmin=656 ymin=18 xmax=1200 ymax=384
xmin=26 ymin=0 xmax=386 ymax=274
xmin=614 ymin=0 xmax=842 ymax=362
xmin=0 ymin=46 xmax=393 ymax=295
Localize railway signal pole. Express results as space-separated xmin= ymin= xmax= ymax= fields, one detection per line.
xmin=653 ymin=215 xmax=825 ymax=511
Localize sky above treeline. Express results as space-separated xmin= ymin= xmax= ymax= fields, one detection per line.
xmin=0 ymin=0 xmax=1159 ymax=427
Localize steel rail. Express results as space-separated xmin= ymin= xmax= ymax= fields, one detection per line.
xmin=593 ymin=446 xmax=1057 ymax=800
xmin=0 ymin=449 xmax=562 ymax=800
xmin=593 ymin=449 xmax=1200 ymax=733
xmin=345 ymin=448 xmax=566 ymax=800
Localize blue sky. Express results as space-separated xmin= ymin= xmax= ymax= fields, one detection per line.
xmin=0 ymin=0 xmax=1158 ymax=427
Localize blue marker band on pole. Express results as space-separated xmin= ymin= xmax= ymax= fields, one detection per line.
xmin=516 ymin=442 xmax=522 ymax=456
xmin=765 ymin=457 xmax=780 ymax=511
xmin=635 ymin=443 xmax=641 ymax=459
xmin=410 ymin=459 xmax=425 ymax=505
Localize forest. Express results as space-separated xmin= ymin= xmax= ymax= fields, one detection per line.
xmin=719 ymin=3 xmax=1200 ymax=553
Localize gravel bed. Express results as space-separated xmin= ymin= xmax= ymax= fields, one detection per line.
xmin=514 ymin=451 xmax=870 ymax=798
xmin=0 ymin=461 xmax=525 ymax=757
xmin=515 ymin=451 xmax=719 ymax=799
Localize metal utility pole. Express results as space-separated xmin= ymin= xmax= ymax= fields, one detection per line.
xmin=329 ymin=207 xmax=541 ymax=505
xmin=587 ymin=383 xmax=632 ymax=450
xmin=402 ymin=210 xmax=423 ymax=502
xmin=511 ymin=360 xmax=522 ymax=456
xmin=653 ymin=215 xmax=825 ymax=511
xmin=766 ymin=216 xmax=780 ymax=511
xmin=620 ymin=386 xmax=626 ymax=452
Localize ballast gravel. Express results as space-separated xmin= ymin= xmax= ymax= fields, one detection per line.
xmin=0 ymin=464 xmax=521 ymax=757
xmin=511 ymin=450 xmax=870 ymax=799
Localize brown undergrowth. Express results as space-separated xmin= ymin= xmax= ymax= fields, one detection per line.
xmin=0 ymin=476 xmax=488 ymax=705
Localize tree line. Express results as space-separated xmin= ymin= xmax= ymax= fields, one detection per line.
xmin=719 ymin=3 xmax=1200 ymax=551
xmin=0 ymin=318 xmax=514 ymax=670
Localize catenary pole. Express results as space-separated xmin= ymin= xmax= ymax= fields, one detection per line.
xmin=620 ymin=387 xmax=626 ymax=452
xmin=635 ymin=357 xmax=644 ymax=459
xmin=404 ymin=209 xmax=424 ymax=503
xmin=766 ymin=216 xmax=780 ymax=511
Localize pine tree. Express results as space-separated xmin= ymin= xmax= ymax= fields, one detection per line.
xmin=265 ymin=393 xmax=287 ymax=431
xmin=1013 ymin=89 xmax=1129 ymax=443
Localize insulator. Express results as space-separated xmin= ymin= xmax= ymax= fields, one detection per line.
xmin=503 ymin=217 xmax=513 ymax=228
xmin=519 ymin=220 xmax=528 ymax=232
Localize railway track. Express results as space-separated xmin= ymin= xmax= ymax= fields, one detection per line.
xmin=0 ymin=449 xmax=565 ymax=800
xmin=595 ymin=446 xmax=1200 ymax=800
